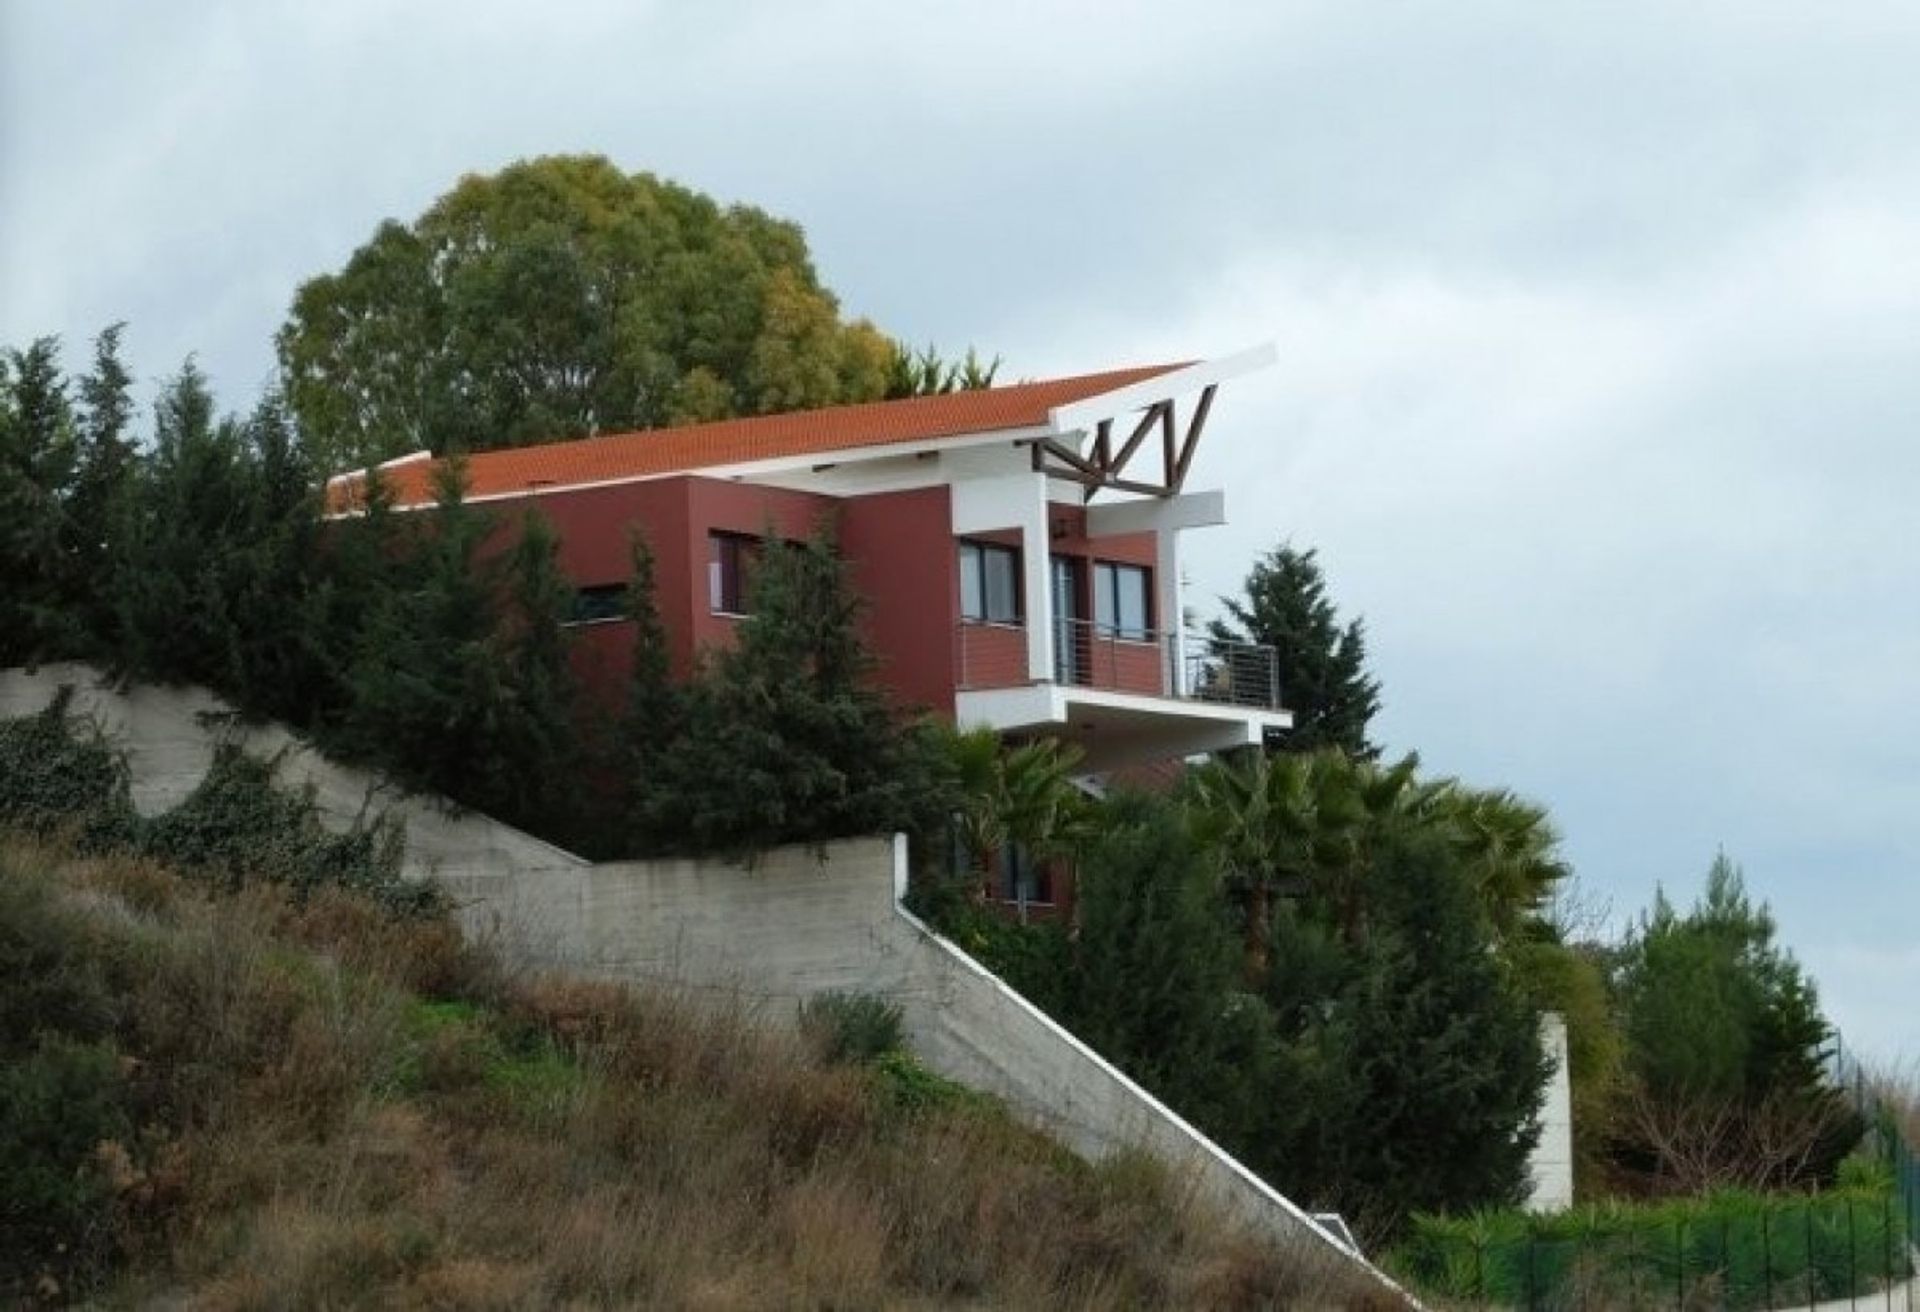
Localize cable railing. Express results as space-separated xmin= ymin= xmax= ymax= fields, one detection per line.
xmin=954 ymin=617 xmax=1281 ymax=710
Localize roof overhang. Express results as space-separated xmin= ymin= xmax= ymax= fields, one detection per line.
xmin=1045 ymin=343 xmax=1276 ymax=435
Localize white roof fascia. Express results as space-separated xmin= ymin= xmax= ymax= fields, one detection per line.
xmin=1046 ymin=343 xmax=1277 ymax=435
xmin=710 ymin=420 xmax=1056 ymax=482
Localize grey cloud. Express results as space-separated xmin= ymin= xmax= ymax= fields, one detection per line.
xmin=3 ymin=0 xmax=1916 ymax=1053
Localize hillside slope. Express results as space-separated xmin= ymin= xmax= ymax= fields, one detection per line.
xmin=0 ymin=835 xmax=1393 ymax=1310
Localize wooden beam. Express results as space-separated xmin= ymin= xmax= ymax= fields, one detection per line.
xmin=1109 ymin=402 xmax=1164 ymax=478
xmin=1160 ymin=401 xmax=1177 ymax=487
xmin=1036 ymin=437 xmax=1100 ymax=478
xmin=1170 ymin=384 xmax=1216 ymax=491
xmin=1107 ymin=475 xmax=1175 ymax=498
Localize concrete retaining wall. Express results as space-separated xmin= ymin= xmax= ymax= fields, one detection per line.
xmin=2 ymin=664 xmax=1408 ymax=1299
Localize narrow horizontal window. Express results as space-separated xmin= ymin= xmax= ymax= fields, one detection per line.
xmin=568 ymin=583 xmax=628 ymax=625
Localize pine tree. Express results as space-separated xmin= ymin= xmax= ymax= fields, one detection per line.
xmin=1212 ymin=543 xmax=1381 ymax=757
xmin=1614 ymin=852 xmax=1856 ymax=1188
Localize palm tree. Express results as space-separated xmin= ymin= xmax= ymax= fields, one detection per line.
xmin=1185 ymin=747 xmax=1366 ymax=981
xmin=1436 ymin=785 xmax=1571 ymax=941
xmin=939 ymin=725 xmax=1087 ymax=901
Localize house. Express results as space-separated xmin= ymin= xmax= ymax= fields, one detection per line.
xmin=327 ymin=346 xmax=1292 ymax=855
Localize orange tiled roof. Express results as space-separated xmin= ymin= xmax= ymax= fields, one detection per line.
xmin=328 ymin=363 xmax=1183 ymax=511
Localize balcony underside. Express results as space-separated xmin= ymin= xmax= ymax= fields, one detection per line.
xmin=955 ymin=684 xmax=1293 ymax=773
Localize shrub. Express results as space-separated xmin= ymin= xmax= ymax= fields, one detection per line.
xmin=797 ymin=990 xmax=904 ymax=1065
xmin=0 ymin=687 xmax=138 ymax=847
xmin=140 ymin=742 xmax=428 ymax=915
xmin=1392 ymin=1186 xmax=1915 ymax=1309
xmin=0 ymin=1037 xmax=131 ymax=1287
xmin=0 ymin=703 xmax=433 ymax=916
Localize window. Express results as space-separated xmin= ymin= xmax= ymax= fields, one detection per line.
xmin=709 ymin=532 xmax=758 ymax=615
xmin=1094 ymin=562 xmax=1152 ymax=640
xmin=958 ymin=541 xmax=1021 ymax=623
xmin=568 ymin=583 xmax=627 ymax=625
xmin=997 ymin=842 xmax=1052 ymax=905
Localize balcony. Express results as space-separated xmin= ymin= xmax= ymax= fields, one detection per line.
xmin=953 ymin=618 xmax=1288 ymax=769
xmin=955 ymin=617 xmax=1281 ymax=709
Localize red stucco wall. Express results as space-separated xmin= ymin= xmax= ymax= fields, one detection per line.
xmin=840 ymin=485 xmax=958 ymax=716
xmin=468 ymin=475 xmax=1171 ymax=714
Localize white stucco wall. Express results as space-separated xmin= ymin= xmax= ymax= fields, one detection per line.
xmin=1526 ymin=1012 xmax=1576 ymax=1212
xmin=1 ymin=664 xmax=1411 ymax=1302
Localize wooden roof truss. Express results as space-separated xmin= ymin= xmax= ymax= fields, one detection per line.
xmin=1028 ymin=384 xmax=1217 ymax=501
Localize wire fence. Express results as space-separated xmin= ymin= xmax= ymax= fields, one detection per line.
xmin=1397 ymin=1035 xmax=1918 ymax=1310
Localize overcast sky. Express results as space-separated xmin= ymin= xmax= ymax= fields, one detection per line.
xmin=5 ymin=1 xmax=1915 ymax=1057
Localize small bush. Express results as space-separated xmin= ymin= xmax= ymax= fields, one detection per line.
xmin=0 ymin=1037 xmax=132 ymax=1287
xmin=0 ymin=703 xmax=434 ymax=917
xmin=141 ymin=743 xmax=429 ymax=915
xmin=798 ymin=989 xmax=904 ymax=1065
xmin=0 ymin=688 xmax=138 ymax=846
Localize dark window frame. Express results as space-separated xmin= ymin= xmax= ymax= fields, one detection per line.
xmin=997 ymin=841 xmax=1054 ymax=906
xmin=708 ymin=530 xmax=761 ymax=616
xmin=958 ymin=539 xmax=1023 ymax=624
xmin=567 ymin=582 xmax=629 ymax=626
xmin=1093 ymin=560 xmax=1153 ymax=641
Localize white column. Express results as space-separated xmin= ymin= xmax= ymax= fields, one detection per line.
xmin=1525 ymin=1013 xmax=1575 ymax=1212
xmin=1158 ymin=527 xmax=1184 ymax=696
xmin=1021 ymin=477 xmax=1053 ymax=683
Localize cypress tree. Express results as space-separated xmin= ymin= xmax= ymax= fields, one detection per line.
xmin=623 ymin=533 xmax=686 ymax=852
xmin=644 ymin=525 xmax=921 ymax=855
xmin=493 ymin=509 xmax=582 ymax=832
xmin=339 ymin=458 xmax=506 ymax=809
xmin=62 ymin=325 xmax=137 ymax=655
xmin=109 ymin=359 xmax=242 ymax=688
xmin=1059 ymin=791 xmax=1282 ymax=1151
xmin=1271 ymin=832 xmax=1548 ymax=1233
xmin=0 ymin=338 xmax=77 ymax=665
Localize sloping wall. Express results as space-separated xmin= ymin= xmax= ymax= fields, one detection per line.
xmin=1 ymin=664 xmax=1412 ymax=1303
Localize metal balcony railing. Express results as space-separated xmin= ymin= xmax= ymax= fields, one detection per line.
xmin=954 ymin=617 xmax=1281 ymax=710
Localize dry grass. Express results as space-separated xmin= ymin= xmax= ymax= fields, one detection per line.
xmin=2 ymin=836 xmax=1399 ymax=1310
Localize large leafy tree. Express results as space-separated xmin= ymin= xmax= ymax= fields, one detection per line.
xmin=277 ymin=155 xmax=904 ymax=472
xmin=1212 ymin=543 xmax=1382 ymax=757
